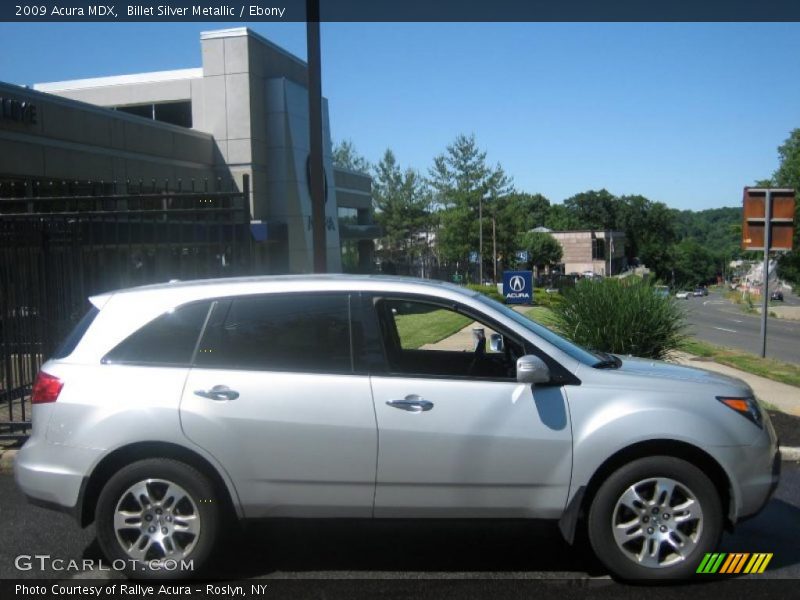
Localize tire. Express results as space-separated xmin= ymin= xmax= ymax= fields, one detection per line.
xmin=587 ymin=456 xmax=723 ymax=581
xmin=96 ymin=458 xmax=220 ymax=580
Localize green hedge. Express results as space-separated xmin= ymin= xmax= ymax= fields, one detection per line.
xmin=551 ymin=278 xmax=687 ymax=359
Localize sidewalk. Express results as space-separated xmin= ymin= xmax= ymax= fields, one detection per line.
xmin=672 ymin=351 xmax=800 ymax=417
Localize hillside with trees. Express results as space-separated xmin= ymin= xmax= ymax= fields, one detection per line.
xmin=332 ymin=135 xmax=766 ymax=287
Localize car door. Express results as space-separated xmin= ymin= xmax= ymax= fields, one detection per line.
xmin=179 ymin=292 xmax=377 ymax=518
xmin=366 ymin=295 xmax=573 ymax=518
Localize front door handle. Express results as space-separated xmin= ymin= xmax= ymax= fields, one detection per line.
xmin=386 ymin=395 xmax=433 ymax=412
xmin=194 ymin=385 xmax=239 ymax=401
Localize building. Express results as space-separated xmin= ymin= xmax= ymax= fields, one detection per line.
xmin=540 ymin=229 xmax=627 ymax=276
xmin=0 ymin=27 xmax=377 ymax=274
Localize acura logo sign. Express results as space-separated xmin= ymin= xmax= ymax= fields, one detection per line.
xmin=504 ymin=271 xmax=532 ymax=304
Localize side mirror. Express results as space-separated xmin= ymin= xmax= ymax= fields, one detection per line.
xmin=517 ymin=354 xmax=550 ymax=385
xmin=489 ymin=333 xmax=504 ymax=352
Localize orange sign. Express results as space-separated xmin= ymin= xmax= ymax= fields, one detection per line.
xmin=742 ymin=188 xmax=795 ymax=251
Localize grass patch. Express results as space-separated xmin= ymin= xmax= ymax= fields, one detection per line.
xmin=522 ymin=306 xmax=558 ymax=327
xmin=678 ymin=339 xmax=800 ymax=388
xmin=394 ymin=309 xmax=471 ymax=349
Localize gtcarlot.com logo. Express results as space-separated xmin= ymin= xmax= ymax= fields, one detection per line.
xmin=697 ymin=552 xmax=773 ymax=574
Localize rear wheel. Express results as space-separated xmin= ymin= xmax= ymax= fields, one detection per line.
xmin=588 ymin=456 xmax=723 ymax=580
xmin=96 ymin=458 xmax=220 ymax=579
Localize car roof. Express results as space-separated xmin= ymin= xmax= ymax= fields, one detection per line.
xmin=91 ymin=274 xmax=478 ymax=306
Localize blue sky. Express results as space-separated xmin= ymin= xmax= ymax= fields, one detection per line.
xmin=2 ymin=22 xmax=799 ymax=210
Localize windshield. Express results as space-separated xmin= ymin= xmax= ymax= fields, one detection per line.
xmin=471 ymin=294 xmax=602 ymax=366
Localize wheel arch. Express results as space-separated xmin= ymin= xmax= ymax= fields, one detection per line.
xmin=79 ymin=441 xmax=241 ymax=527
xmin=559 ymin=439 xmax=734 ymax=544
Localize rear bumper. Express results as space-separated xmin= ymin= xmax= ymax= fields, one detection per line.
xmin=14 ymin=437 xmax=96 ymax=523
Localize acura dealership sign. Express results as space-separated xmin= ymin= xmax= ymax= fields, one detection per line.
xmin=502 ymin=270 xmax=533 ymax=304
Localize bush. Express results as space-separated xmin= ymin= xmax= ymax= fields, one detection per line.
xmin=551 ymin=278 xmax=687 ymax=360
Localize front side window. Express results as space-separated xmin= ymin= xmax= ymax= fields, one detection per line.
xmin=103 ymin=301 xmax=211 ymax=366
xmin=375 ymin=298 xmax=524 ymax=380
xmin=195 ymin=294 xmax=353 ymax=374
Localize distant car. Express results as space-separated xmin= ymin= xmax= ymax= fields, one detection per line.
xmin=693 ymin=288 xmax=704 ymax=297
xmin=676 ymin=291 xmax=691 ymax=299
xmin=654 ymin=285 xmax=670 ymax=298
xmin=770 ymin=290 xmax=784 ymax=301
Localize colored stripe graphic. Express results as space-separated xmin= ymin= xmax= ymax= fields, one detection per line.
xmin=719 ymin=553 xmax=749 ymax=573
xmin=744 ymin=553 xmax=773 ymax=574
xmin=698 ymin=552 xmax=773 ymax=574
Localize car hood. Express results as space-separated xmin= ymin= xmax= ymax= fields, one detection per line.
xmin=611 ymin=355 xmax=751 ymax=391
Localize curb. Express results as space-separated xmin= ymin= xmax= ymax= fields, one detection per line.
xmin=1 ymin=447 xmax=799 ymax=477
xmin=0 ymin=448 xmax=17 ymax=475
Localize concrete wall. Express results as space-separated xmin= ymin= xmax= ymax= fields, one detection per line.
xmin=0 ymin=81 xmax=216 ymax=188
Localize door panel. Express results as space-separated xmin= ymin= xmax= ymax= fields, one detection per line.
xmin=180 ymin=370 xmax=377 ymax=518
xmin=371 ymin=377 xmax=572 ymax=518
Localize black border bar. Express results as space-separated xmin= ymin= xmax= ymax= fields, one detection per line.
xmin=4 ymin=1 xmax=800 ymax=22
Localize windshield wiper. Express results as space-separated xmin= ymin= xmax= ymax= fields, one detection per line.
xmin=593 ymin=351 xmax=621 ymax=369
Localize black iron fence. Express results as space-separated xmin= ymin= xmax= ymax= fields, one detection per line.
xmin=0 ymin=179 xmax=252 ymax=440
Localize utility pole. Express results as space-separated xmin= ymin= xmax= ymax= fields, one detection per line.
xmin=759 ymin=190 xmax=772 ymax=358
xmin=306 ymin=0 xmax=326 ymax=273
xmin=478 ymin=195 xmax=483 ymax=285
xmin=492 ymin=215 xmax=497 ymax=284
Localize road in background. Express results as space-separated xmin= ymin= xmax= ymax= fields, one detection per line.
xmin=683 ymin=289 xmax=800 ymax=364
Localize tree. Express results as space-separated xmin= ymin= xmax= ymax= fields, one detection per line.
xmin=494 ymin=193 xmax=550 ymax=266
xmin=332 ymin=139 xmax=370 ymax=173
xmin=372 ymin=149 xmax=430 ymax=266
xmin=515 ymin=232 xmax=563 ymax=274
xmin=616 ymin=195 xmax=678 ymax=277
xmin=428 ymin=134 xmax=512 ymax=272
xmin=562 ymin=189 xmax=618 ymax=230
xmin=771 ymin=129 xmax=800 ymax=285
xmin=544 ymin=203 xmax=577 ymax=231
xmin=670 ymin=239 xmax=717 ymax=287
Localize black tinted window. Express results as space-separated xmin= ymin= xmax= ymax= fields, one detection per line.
xmin=196 ymin=294 xmax=352 ymax=373
xmin=103 ymin=302 xmax=211 ymax=366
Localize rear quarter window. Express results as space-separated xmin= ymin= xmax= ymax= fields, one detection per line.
xmin=52 ymin=306 xmax=100 ymax=359
xmin=102 ymin=301 xmax=212 ymax=366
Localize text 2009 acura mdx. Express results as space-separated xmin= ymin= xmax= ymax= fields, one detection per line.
xmin=15 ymin=275 xmax=780 ymax=580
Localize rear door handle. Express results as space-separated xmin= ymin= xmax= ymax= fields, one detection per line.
xmin=194 ymin=385 xmax=239 ymax=401
xmin=386 ymin=395 xmax=433 ymax=412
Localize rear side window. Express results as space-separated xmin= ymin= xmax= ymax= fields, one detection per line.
xmin=195 ymin=294 xmax=352 ymax=374
xmin=52 ymin=306 xmax=99 ymax=359
xmin=103 ymin=301 xmax=212 ymax=366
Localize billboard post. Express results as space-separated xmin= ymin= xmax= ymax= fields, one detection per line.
xmin=742 ymin=187 xmax=796 ymax=358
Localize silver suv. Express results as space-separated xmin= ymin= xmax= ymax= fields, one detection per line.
xmin=15 ymin=275 xmax=780 ymax=580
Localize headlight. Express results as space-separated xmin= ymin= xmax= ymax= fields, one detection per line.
xmin=717 ymin=396 xmax=763 ymax=428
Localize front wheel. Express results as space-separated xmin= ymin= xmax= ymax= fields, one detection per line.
xmin=96 ymin=458 xmax=220 ymax=579
xmin=587 ymin=456 xmax=723 ymax=580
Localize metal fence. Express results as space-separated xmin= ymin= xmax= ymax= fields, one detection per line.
xmin=0 ymin=179 xmax=252 ymax=440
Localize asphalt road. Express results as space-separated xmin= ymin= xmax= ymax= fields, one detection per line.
xmin=1 ymin=463 xmax=798 ymax=586
xmin=683 ymin=289 xmax=800 ymax=364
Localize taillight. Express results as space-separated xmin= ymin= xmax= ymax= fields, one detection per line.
xmin=31 ymin=371 xmax=63 ymax=404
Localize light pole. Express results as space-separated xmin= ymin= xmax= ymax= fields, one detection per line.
xmin=306 ymin=0 xmax=326 ymax=273
xmin=478 ymin=194 xmax=483 ymax=285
